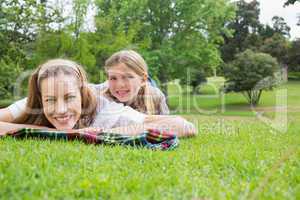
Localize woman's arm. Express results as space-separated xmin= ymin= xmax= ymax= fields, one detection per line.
xmin=0 ymin=121 xmax=51 ymax=136
xmin=103 ymin=115 xmax=196 ymax=137
xmin=0 ymin=98 xmax=27 ymax=123
xmin=0 ymin=108 xmax=15 ymax=122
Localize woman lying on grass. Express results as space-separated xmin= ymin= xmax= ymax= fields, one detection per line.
xmin=1 ymin=50 xmax=168 ymax=123
xmin=0 ymin=59 xmax=195 ymax=136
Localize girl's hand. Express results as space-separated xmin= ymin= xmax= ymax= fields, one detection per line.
xmin=79 ymin=127 xmax=103 ymax=135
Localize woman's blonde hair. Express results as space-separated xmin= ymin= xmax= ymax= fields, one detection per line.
xmin=14 ymin=59 xmax=97 ymax=128
xmin=104 ymin=50 xmax=159 ymax=114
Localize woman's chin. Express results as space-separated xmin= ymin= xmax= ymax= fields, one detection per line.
xmin=53 ymin=121 xmax=77 ymax=130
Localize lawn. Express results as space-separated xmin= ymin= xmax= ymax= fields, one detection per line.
xmin=0 ymin=80 xmax=299 ymax=199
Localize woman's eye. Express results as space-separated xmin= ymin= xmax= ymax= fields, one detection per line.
xmin=66 ymin=96 xmax=76 ymax=101
xmin=45 ymin=99 xmax=55 ymax=103
xmin=109 ymin=77 xmax=117 ymax=81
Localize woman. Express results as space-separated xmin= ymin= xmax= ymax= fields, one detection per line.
xmin=0 ymin=59 xmax=195 ymax=136
xmin=0 ymin=50 xmax=168 ymax=122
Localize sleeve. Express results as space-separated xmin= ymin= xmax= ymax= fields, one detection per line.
xmin=7 ymin=98 xmax=27 ymax=119
xmin=159 ymin=94 xmax=170 ymax=115
xmin=91 ymin=96 xmax=146 ymax=129
xmin=152 ymin=87 xmax=170 ymax=115
xmin=89 ymin=82 xmax=108 ymax=93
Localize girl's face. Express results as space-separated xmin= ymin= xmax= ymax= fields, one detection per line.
xmin=40 ymin=74 xmax=82 ymax=130
xmin=107 ymin=63 xmax=145 ymax=103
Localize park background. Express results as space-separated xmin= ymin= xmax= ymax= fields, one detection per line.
xmin=0 ymin=0 xmax=299 ymax=199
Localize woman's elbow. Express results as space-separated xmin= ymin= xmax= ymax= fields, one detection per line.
xmin=0 ymin=108 xmax=14 ymax=122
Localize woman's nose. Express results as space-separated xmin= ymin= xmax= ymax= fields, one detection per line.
xmin=55 ymin=100 xmax=68 ymax=114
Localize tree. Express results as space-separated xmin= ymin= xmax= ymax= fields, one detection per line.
xmin=223 ymin=49 xmax=280 ymax=106
xmin=180 ymin=68 xmax=208 ymax=94
xmin=220 ymin=0 xmax=261 ymax=62
xmin=284 ymin=0 xmax=300 ymax=6
xmin=0 ymin=0 xmax=62 ymax=98
xmin=260 ymin=33 xmax=291 ymax=65
xmin=94 ymin=0 xmax=235 ymax=96
xmin=287 ymin=39 xmax=300 ymax=72
xmin=271 ymin=16 xmax=291 ymax=37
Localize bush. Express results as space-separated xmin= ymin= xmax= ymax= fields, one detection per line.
xmin=223 ymin=49 xmax=280 ymax=105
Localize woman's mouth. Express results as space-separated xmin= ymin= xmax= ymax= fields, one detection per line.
xmin=55 ymin=115 xmax=73 ymax=123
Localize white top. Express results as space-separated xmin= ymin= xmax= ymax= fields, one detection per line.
xmin=7 ymin=98 xmax=27 ymax=119
xmin=91 ymin=96 xmax=146 ymax=128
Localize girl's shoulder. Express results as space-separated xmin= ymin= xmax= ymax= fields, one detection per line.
xmin=88 ymin=82 xmax=108 ymax=95
xmin=149 ymin=85 xmax=165 ymax=99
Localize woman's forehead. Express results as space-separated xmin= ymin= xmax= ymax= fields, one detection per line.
xmin=40 ymin=75 xmax=80 ymax=95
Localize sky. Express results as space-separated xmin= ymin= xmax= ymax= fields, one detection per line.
xmin=247 ymin=0 xmax=300 ymax=40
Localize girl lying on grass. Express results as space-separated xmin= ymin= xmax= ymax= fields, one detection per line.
xmin=0 ymin=50 xmax=168 ymax=123
xmin=98 ymin=49 xmax=169 ymax=114
xmin=0 ymin=59 xmax=195 ymax=137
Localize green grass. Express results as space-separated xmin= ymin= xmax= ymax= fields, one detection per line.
xmin=168 ymin=80 xmax=300 ymax=117
xmin=1 ymin=79 xmax=300 ymax=199
xmin=1 ymin=118 xmax=299 ymax=199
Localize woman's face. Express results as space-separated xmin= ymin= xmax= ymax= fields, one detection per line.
xmin=40 ymin=74 xmax=82 ymax=130
xmin=107 ymin=63 xmax=145 ymax=103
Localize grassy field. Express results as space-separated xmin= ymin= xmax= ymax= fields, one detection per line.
xmin=0 ymin=80 xmax=299 ymax=199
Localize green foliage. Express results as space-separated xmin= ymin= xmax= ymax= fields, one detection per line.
xmin=0 ymin=57 xmax=22 ymax=98
xmin=271 ymin=16 xmax=291 ymax=38
xmin=287 ymin=38 xmax=300 ymax=72
xmin=180 ymin=68 xmax=208 ymax=94
xmin=284 ymin=0 xmax=300 ymax=6
xmin=260 ymin=33 xmax=291 ymax=65
xmin=223 ymin=49 xmax=280 ymax=105
xmin=221 ymin=0 xmax=261 ymax=62
xmin=93 ymin=0 xmax=235 ymax=94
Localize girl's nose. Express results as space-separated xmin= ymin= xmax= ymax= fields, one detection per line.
xmin=116 ymin=78 xmax=126 ymax=88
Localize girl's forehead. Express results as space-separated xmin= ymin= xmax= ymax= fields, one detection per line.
xmin=107 ymin=63 xmax=137 ymax=75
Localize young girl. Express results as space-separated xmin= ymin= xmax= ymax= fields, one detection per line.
xmin=97 ymin=50 xmax=169 ymax=115
xmin=0 ymin=50 xmax=168 ymax=122
xmin=0 ymin=59 xmax=195 ymax=136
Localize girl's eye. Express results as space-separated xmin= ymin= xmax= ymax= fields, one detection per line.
xmin=109 ymin=77 xmax=117 ymax=81
xmin=127 ymin=75 xmax=134 ymax=79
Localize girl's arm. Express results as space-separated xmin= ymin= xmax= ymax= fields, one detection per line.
xmin=103 ymin=115 xmax=196 ymax=137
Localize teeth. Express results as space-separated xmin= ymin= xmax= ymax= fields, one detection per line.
xmin=55 ymin=116 xmax=71 ymax=122
xmin=117 ymin=90 xmax=129 ymax=96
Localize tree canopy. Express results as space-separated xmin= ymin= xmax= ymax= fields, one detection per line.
xmin=223 ymin=49 xmax=280 ymax=105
